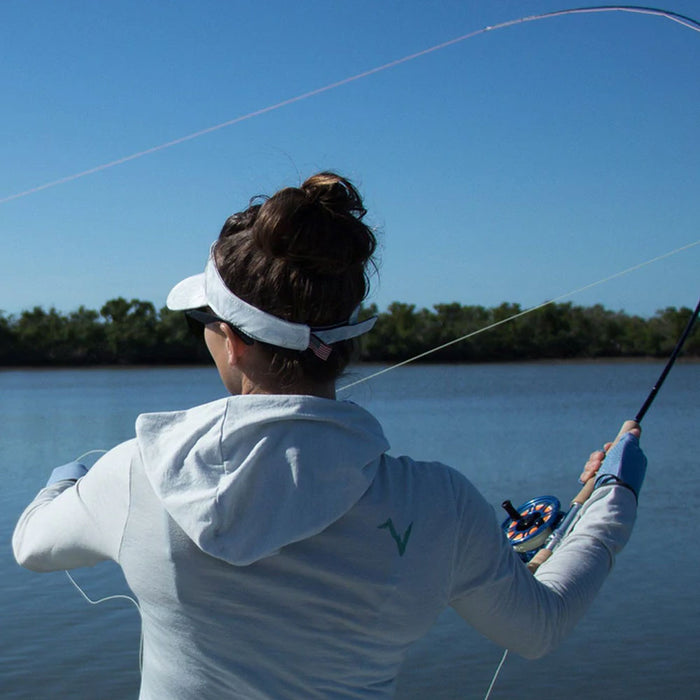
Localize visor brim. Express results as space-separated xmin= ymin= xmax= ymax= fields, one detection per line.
xmin=166 ymin=273 xmax=207 ymax=311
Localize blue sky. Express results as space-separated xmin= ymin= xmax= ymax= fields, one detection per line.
xmin=1 ymin=1 xmax=698 ymax=319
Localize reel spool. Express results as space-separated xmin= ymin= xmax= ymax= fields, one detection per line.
xmin=501 ymin=495 xmax=563 ymax=562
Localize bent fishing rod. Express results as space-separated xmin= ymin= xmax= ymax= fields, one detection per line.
xmin=501 ymin=297 xmax=700 ymax=571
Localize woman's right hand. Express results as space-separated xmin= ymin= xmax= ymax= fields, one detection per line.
xmin=578 ymin=420 xmax=641 ymax=483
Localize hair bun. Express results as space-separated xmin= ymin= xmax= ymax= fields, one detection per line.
xmin=214 ymin=171 xmax=378 ymax=383
xmin=251 ymin=172 xmax=375 ymax=277
xmin=300 ymin=172 xmax=367 ymax=221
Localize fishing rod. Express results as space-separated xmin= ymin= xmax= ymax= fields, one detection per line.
xmin=2 ymin=6 xmax=699 ymax=206
xmin=501 ymin=297 xmax=700 ymax=571
xmin=634 ymin=297 xmax=700 ymax=422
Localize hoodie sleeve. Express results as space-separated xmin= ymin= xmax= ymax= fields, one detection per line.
xmin=448 ymin=476 xmax=637 ymax=659
xmin=12 ymin=440 xmax=135 ymax=572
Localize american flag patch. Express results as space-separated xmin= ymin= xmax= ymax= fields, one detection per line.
xmin=309 ymin=335 xmax=332 ymax=361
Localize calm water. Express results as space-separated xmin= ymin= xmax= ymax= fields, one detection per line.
xmin=1 ymin=362 xmax=698 ymax=699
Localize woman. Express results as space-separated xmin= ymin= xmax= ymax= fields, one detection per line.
xmin=13 ymin=172 xmax=646 ymax=699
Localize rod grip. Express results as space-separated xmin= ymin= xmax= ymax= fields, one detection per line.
xmin=526 ymin=480 xmax=595 ymax=573
xmin=526 ymin=547 xmax=552 ymax=572
xmin=572 ymin=477 xmax=596 ymax=506
xmin=526 ymin=421 xmax=640 ymax=574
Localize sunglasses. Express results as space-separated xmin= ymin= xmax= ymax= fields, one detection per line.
xmin=185 ymin=308 xmax=255 ymax=345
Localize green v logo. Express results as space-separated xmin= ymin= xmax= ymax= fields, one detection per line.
xmin=378 ymin=518 xmax=413 ymax=557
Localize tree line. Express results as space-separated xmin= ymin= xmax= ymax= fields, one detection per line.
xmin=0 ymin=298 xmax=697 ymax=367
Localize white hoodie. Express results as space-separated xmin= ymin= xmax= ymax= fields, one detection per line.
xmin=13 ymin=395 xmax=637 ymax=699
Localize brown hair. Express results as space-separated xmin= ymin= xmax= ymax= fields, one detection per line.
xmin=214 ymin=172 xmax=377 ymax=384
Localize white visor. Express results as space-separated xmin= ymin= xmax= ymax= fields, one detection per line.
xmin=166 ymin=244 xmax=376 ymax=352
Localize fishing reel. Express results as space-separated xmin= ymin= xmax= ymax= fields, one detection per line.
xmin=500 ymin=299 xmax=700 ymax=565
xmin=501 ymin=495 xmax=563 ymax=562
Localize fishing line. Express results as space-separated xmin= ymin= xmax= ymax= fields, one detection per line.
xmin=1 ymin=5 xmax=699 ymax=205
xmin=74 ymin=448 xmax=110 ymax=462
xmin=62 ymin=449 xmax=144 ymax=672
xmin=480 ymin=301 xmax=698 ymax=700
xmin=65 ymin=570 xmax=144 ymax=672
xmin=64 ymin=570 xmax=141 ymax=617
xmin=22 ymin=4 xmax=697 ymax=692
xmin=338 ymin=238 xmax=699 ymax=392
xmin=483 ymin=649 xmax=509 ymax=700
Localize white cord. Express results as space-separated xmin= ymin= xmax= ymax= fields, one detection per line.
xmin=483 ymin=649 xmax=509 ymax=700
xmin=74 ymin=448 xmax=108 ymax=463
xmin=64 ymin=569 xmax=141 ymax=612
xmin=1 ymin=6 xmax=698 ymax=205
xmin=64 ymin=448 xmax=144 ymax=672
xmin=339 ymin=239 xmax=700 ymax=391
xmin=64 ymin=570 xmax=144 ymax=673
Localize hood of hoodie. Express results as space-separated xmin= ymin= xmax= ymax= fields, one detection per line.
xmin=135 ymin=394 xmax=389 ymax=566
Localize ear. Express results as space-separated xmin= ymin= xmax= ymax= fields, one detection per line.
xmin=220 ymin=324 xmax=249 ymax=367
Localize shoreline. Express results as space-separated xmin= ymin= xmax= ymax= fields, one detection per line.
xmin=1 ymin=356 xmax=698 ymax=373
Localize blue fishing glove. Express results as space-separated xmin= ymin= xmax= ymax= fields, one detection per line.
xmin=595 ymin=432 xmax=647 ymax=500
xmin=46 ymin=461 xmax=89 ymax=486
